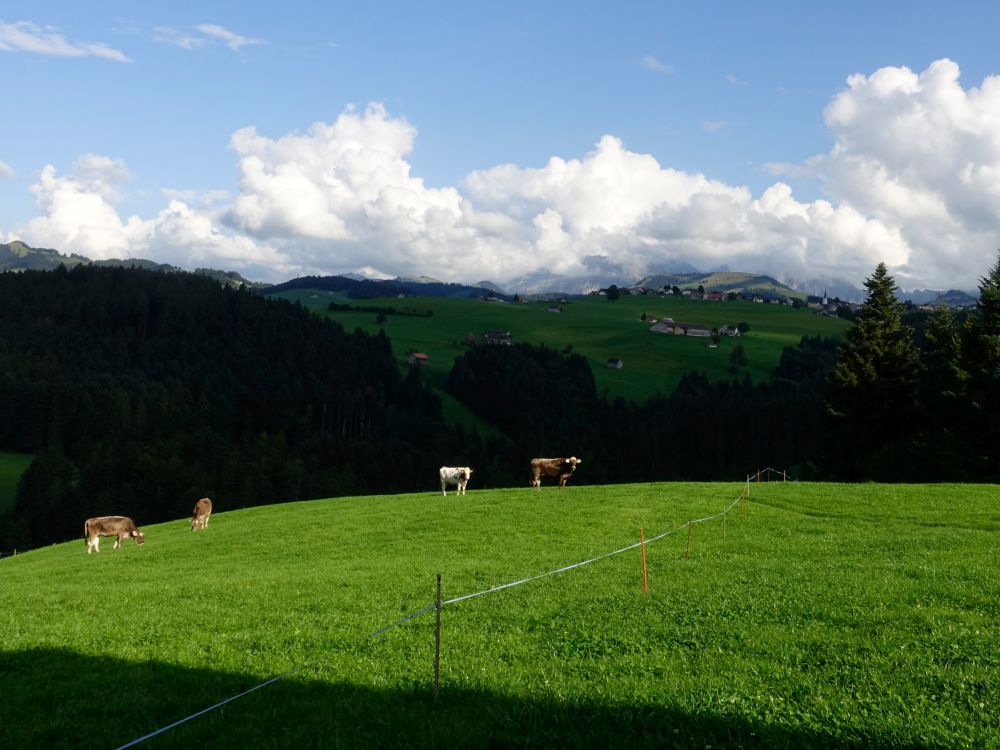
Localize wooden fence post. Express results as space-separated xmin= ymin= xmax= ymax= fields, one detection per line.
xmin=434 ymin=574 xmax=441 ymax=702
xmin=640 ymin=528 xmax=648 ymax=594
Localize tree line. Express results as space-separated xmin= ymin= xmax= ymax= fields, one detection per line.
xmin=824 ymin=256 xmax=1000 ymax=481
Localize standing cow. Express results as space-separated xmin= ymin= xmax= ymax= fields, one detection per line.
xmin=84 ymin=516 xmax=145 ymax=554
xmin=439 ymin=466 xmax=473 ymax=496
xmin=191 ymin=497 xmax=212 ymax=531
xmin=530 ymin=457 xmax=582 ymax=488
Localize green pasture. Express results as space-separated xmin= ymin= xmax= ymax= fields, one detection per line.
xmin=0 ymin=451 xmax=31 ymax=513
xmin=1 ymin=481 xmax=996 ymax=748
xmin=281 ymin=293 xmax=850 ymax=404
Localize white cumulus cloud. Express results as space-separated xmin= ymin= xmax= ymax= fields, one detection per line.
xmin=0 ymin=20 xmax=130 ymax=61
xmin=155 ymin=24 xmax=264 ymax=53
xmin=0 ymin=160 xmax=13 ymax=178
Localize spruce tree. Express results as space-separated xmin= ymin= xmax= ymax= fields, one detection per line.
xmin=918 ymin=305 xmax=967 ymax=475
xmin=825 ymin=263 xmax=922 ymax=479
xmin=961 ymin=251 xmax=1000 ymax=478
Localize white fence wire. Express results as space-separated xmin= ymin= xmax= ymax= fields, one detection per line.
xmin=114 ymin=469 xmax=783 ymax=749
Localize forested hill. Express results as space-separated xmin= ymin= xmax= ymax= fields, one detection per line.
xmin=263 ymin=274 xmax=512 ymax=301
xmin=0 ymin=265 xmax=461 ymax=550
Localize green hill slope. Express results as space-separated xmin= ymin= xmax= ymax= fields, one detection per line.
xmin=2 ymin=481 xmax=996 ymax=748
xmin=287 ymin=292 xmax=850 ymax=404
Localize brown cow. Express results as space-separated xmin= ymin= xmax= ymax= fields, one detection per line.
xmin=530 ymin=457 xmax=582 ymax=488
xmin=84 ymin=516 xmax=145 ymax=554
xmin=191 ymin=497 xmax=213 ymax=531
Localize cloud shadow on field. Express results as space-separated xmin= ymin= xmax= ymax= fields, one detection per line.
xmin=1 ymin=647 xmax=929 ymax=749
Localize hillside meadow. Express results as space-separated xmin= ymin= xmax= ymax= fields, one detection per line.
xmin=1 ymin=480 xmax=996 ymax=748
xmin=273 ymin=291 xmax=851 ymax=405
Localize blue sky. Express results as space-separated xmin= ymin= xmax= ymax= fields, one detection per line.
xmin=3 ymin=1 xmax=1000 ymax=291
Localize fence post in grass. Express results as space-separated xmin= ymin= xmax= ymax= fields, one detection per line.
xmin=640 ymin=528 xmax=648 ymax=594
xmin=685 ymin=520 xmax=692 ymax=560
xmin=783 ymin=469 xmax=787 ymax=482
xmin=434 ymin=573 xmax=442 ymax=702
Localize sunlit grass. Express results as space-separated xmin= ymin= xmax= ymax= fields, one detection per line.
xmin=1 ymin=481 xmax=996 ymax=748
xmin=276 ymin=293 xmax=850 ymax=403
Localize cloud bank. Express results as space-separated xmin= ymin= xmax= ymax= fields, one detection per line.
xmin=6 ymin=59 xmax=1000 ymax=290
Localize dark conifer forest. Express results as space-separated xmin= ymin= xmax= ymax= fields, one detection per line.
xmin=0 ymin=266 xmax=463 ymax=549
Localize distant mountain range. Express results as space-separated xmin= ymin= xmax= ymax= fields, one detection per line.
xmin=0 ymin=240 xmax=977 ymax=307
xmin=0 ymin=241 xmax=263 ymax=289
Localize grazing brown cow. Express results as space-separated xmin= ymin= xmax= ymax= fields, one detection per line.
xmin=191 ymin=497 xmax=213 ymax=531
xmin=84 ymin=516 xmax=145 ymax=554
xmin=530 ymin=457 xmax=582 ymax=489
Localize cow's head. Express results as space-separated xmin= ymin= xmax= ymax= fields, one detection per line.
xmin=565 ymin=457 xmax=581 ymax=468
xmin=132 ymin=530 xmax=145 ymax=545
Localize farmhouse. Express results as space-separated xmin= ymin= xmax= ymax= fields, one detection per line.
xmin=607 ymin=358 xmax=624 ymax=369
xmin=547 ymin=305 xmax=563 ymax=313
xmin=649 ymin=320 xmax=710 ymax=336
xmin=483 ymin=330 xmax=512 ymax=345
xmin=408 ymin=352 xmax=429 ymax=365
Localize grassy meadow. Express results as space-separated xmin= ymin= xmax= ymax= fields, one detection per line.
xmin=1 ymin=480 xmax=997 ymax=748
xmin=274 ymin=291 xmax=851 ymax=405
xmin=0 ymin=450 xmax=31 ymax=514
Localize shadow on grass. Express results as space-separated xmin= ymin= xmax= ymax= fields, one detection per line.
xmin=2 ymin=647 xmax=929 ymax=749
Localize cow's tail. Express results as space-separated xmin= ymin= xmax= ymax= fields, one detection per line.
xmin=83 ymin=519 xmax=91 ymax=544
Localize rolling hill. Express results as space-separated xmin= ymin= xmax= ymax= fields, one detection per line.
xmin=277 ymin=290 xmax=852 ymax=406
xmin=0 ymin=241 xmax=262 ymax=289
xmin=1 ymin=480 xmax=996 ymax=748
xmin=635 ymin=271 xmax=808 ymax=300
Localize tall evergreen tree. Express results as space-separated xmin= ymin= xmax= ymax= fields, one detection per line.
xmin=961 ymin=251 xmax=1000 ymax=478
xmin=917 ymin=305 xmax=967 ymax=476
xmin=825 ymin=263 xmax=922 ymax=479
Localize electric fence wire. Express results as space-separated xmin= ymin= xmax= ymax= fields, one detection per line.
xmin=115 ymin=473 xmax=771 ymax=749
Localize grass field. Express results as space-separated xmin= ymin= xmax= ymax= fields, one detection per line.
xmin=1 ymin=480 xmax=997 ymax=748
xmin=0 ymin=450 xmax=31 ymax=514
xmin=275 ymin=292 xmax=850 ymax=407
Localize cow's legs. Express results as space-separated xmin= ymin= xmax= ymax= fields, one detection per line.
xmin=87 ymin=536 xmax=99 ymax=554
xmin=441 ymin=481 xmax=447 ymax=496
xmin=114 ymin=534 xmax=122 ymax=549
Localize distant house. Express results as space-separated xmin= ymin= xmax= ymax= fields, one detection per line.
xmin=649 ymin=320 xmax=709 ymax=336
xmin=547 ymin=305 xmax=563 ymax=313
xmin=483 ymin=330 xmax=513 ymax=345
xmin=408 ymin=352 xmax=429 ymax=366
xmin=607 ymin=358 xmax=624 ymax=369
xmin=705 ymin=291 xmax=725 ymax=302
xmin=718 ymin=324 xmax=740 ymax=337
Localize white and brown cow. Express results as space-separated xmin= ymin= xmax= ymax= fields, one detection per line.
xmin=191 ymin=497 xmax=212 ymax=531
xmin=439 ymin=466 xmax=473 ymax=496
xmin=84 ymin=516 xmax=145 ymax=554
xmin=530 ymin=457 xmax=582 ymax=488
